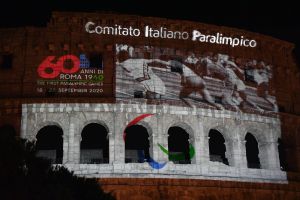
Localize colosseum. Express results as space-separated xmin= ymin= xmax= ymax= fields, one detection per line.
xmin=1 ymin=11 xmax=300 ymax=199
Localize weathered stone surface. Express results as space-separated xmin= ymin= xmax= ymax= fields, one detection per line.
xmin=21 ymin=103 xmax=285 ymax=182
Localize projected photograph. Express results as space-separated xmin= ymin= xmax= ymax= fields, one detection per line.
xmin=115 ymin=44 xmax=278 ymax=114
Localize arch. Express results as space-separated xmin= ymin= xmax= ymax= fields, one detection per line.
xmin=208 ymin=129 xmax=229 ymax=165
xmin=80 ymin=123 xmax=109 ymax=164
xmin=80 ymin=119 xmax=110 ymax=135
xmin=168 ymin=121 xmax=195 ymax=139
xmin=245 ymin=132 xmax=261 ymax=168
xmin=168 ymin=126 xmax=191 ymax=164
xmin=124 ymin=124 xmax=151 ymax=163
xmin=34 ymin=121 xmax=65 ymax=139
xmin=204 ymin=122 xmax=232 ymax=142
xmin=36 ymin=125 xmax=63 ymax=164
xmin=136 ymin=120 xmax=153 ymax=137
xmin=241 ymin=126 xmax=267 ymax=143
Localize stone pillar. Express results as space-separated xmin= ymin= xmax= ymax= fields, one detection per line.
xmin=189 ymin=137 xmax=197 ymax=164
xmin=269 ymin=140 xmax=281 ymax=170
xmin=259 ymin=140 xmax=281 ymax=170
xmin=193 ymin=121 xmax=203 ymax=165
xmin=62 ymin=134 xmax=69 ymax=164
xmin=148 ymin=134 xmax=154 ymax=161
xmin=191 ymin=136 xmax=200 ymax=164
xmin=230 ymin=139 xmax=248 ymax=168
xmin=113 ymin=113 xmax=125 ymax=164
xmin=148 ymin=118 xmax=156 ymax=162
xmin=197 ymin=121 xmax=209 ymax=165
xmin=108 ymin=132 xmax=114 ymax=164
xmin=74 ymin=135 xmax=81 ymax=164
xmin=66 ymin=122 xmax=80 ymax=164
xmin=155 ymin=115 xmax=168 ymax=163
xmin=224 ymin=141 xmax=232 ymax=165
xmin=156 ymin=133 xmax=169 ymax=163
xmin=199 ymin=135 xmax=210 ymax=164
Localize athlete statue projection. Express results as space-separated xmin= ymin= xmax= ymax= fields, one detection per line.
xmin=116 ymin=44 xmax=278 ymax=113
xmin=117 ymin=48 xmax=168 ymax=99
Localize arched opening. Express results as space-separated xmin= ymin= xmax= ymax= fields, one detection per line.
xmin=36 ymin=125 xmax=63 ymax=164
xmin=80 ymin=123 xmax=109 ymax=164
xmin=168 ymin=126 xmax=191 ymax=164
xmin=278 ymin=138 xmax=287 ymax=171
xmin=124 ymin=125 xmax=150 ymax=163
xmin=245 ymin=133 xmax=260 ymax=169
xmin=208 ymin=129 xmax=228 ymax=165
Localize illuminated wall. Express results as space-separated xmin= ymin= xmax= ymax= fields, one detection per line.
xmin=116 ymin=44 xmax=277 ymax=114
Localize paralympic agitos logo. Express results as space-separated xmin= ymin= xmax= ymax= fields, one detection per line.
xmin=124 ymin=114 xmax=195 ymax=169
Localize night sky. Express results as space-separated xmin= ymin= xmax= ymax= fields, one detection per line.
xmin=0 ymin=0 xmax=299 ymax=63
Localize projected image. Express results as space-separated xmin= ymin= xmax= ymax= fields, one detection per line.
xmin=123 ymin=114 xmax=195 ymax=169
xmin=36 ymin=53 xmax=104 ymax=95
xmin=116 ymin=44 xmax=277 ymax=113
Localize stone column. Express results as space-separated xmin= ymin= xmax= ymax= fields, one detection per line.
xmin=108 ymin=132 xmax=114 ymax=164
xmin=113 ymin=113 xmax=126 ymax=164
xmin=66 ymin=121 xmax=80 ymax=164
xmin=230 ymin=138 xmax=248 ymax=168
xmin=155 ymin=115 xmax=168 ymax=163
xmin=269 ymin=140 xmax=281 ymax=170
xmin=259 ymin=140 xmax=281 ymax=170
xmin=148 ymin=117 xmax=156 ymax=162
xmin=148 ymin=134 xmax=154 ymax=160
xmin=62 ymin=134 xmax=69 ymax=164
xmin=198 ymin=135 xmax=210 ymax=164
xmin=189 ymin=137 xmax=197 ymax=164
xmin=193 ymin=119 xmax=202 ymax=165
xmin=197 ymin=121 xmax=209 ymax=164
xmin=224 ymin=141 xmax=232 ymax=165
xmin=156 ymin=133 xmax=169 ymax=163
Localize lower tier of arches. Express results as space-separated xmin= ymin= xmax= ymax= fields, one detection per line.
xmin=21 ymin=103 xmax=286 ymax=183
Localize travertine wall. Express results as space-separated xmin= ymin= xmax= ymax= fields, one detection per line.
xmin=21 ymin=103 xmax=285 ymax=183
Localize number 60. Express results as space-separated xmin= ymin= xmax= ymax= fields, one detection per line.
xmin=37 ymin=55 xmax=80 ymax=79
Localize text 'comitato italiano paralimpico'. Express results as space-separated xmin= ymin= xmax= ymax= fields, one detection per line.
xmin=85 ymin=21 xmax=257 ymax=48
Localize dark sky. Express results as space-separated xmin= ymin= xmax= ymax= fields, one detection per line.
xmin=1 ymin=0 xmax=299 ymax=63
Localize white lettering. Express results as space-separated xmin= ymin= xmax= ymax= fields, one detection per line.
xmin=192 ymin=29 xmax=257 ymax=48
xmin=249 ymin=40 xmax=257 ymax=47
xmin=85 ymin=22 xmax=140 ymax=37
xmin=192 ymin=30 xmax=201 ymax=41
xmin=85 ymin=22 xmax=95 ymax=33
xmin=85 ymin=22 xmax=257 ymax=47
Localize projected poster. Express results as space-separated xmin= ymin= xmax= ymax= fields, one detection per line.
xmin=36 ymin=54 xmax=104 ymax=96
xmin=116 ymin=44 xmax=278 ymax=113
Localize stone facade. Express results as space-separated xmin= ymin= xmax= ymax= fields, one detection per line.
xmin=21 ymin=103 xmax=285 ymax=183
